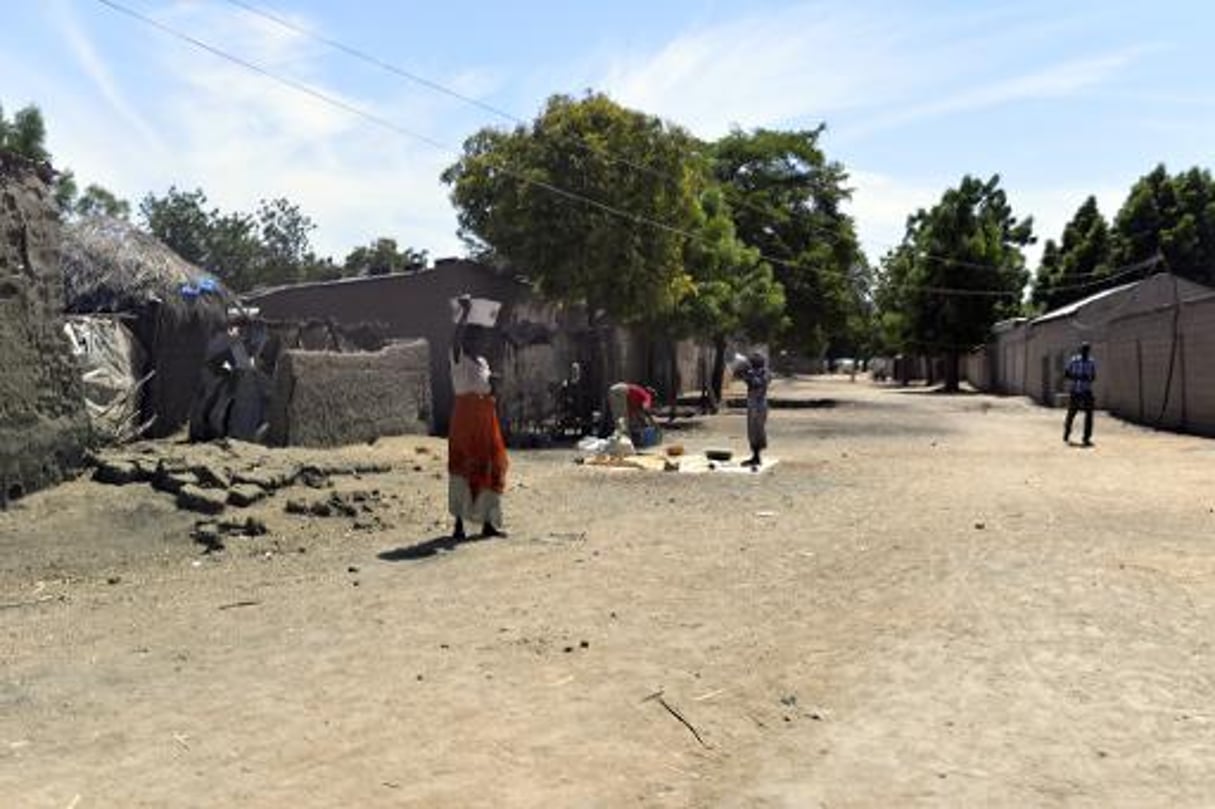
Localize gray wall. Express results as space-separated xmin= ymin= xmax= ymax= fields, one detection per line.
xmin=249 ymin=260 xmax=714 ymax=435
xmin=971 ymin=273 xmax=1215 ymax=435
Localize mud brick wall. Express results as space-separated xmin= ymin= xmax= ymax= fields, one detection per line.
xmin=267 ymin=340 xmax=430 ymax=447
xmin=0 ymin=156 xmax=89 ymax=505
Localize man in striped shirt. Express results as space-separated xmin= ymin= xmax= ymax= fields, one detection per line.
xmin=1063 ymin=342 xmax=1097 ymax=446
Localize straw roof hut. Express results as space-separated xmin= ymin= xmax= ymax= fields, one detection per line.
xmin=60 ymin=217 xmax=230 ymax=437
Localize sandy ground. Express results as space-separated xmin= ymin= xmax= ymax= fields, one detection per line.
xmin=3 ymin=376 xmax=1215 ymax=808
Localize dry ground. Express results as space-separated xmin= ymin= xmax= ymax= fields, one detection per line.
xmin=3 ymin=377 xmax=1215 ymax=808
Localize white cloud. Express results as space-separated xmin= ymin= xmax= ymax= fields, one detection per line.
xmin=842 ymin=47 xmax=1147 ymax=140
xmin=847 ymin=170 xmax=943 ymax=260
xmin=49 ymin=0 xmax=166 ymax=153
xmin=51 ymin=1 xmax=471 ymax=260
xmin=596 ymin=4 xmax=913 ymax=137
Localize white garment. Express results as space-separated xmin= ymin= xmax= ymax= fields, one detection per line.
xmin=451 ymin=352 xmax=492 ymax=395
xmin=448 ymin=476 xmax=503 ymax=530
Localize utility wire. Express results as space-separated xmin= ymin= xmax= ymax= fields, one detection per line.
xmin=93 ymin=0 xmax=1168 ymax=301
xmin=225 ymin=1 xmax=1154 ymax=287
xmin=221 ymin=0 xmax=877 ymax=247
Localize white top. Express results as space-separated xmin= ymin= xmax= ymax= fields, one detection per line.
xmin=451 ymin=352 xmax=492 ymax=395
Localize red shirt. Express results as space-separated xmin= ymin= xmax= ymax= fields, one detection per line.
xmin=626 ymin=384 xmax=652 ymax=411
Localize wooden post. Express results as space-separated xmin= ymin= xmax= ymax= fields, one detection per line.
xmin=1180 ymin=332 xmax=1188 ymax=428
xmin=1136 ymin=338 xmax=1144 ymax=422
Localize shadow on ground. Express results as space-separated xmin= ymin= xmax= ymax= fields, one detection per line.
xmin=378 ymin=533 xmax=497 ymax=561
xmin=724 ymin=397 xmax=838 ymax=409
xmin=886 ymin=385 xmax=982 ymax=396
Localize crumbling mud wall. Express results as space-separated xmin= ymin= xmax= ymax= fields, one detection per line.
xmin=0 ymin=155 xmax=88 ymax=505
xmin=267 ymin=340 xmax=430 ymax=447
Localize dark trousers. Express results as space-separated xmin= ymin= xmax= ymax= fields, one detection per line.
xmin=1064 ymin=391 xmax=1094 ymax=443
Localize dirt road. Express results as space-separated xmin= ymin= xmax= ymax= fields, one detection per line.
xmin=3 ymin=377 xmax=1214 ymax=807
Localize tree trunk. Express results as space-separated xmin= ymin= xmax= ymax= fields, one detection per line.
xmin=944 ymin=350 xmax=960 ymax=392
xmin=668 ymin=339 xmax=680 ymax=420
xmin=710 ymin=336 xmax=727 ymax=412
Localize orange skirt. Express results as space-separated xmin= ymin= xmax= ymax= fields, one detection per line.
xmin=448 ymin=394 xmax=508 ymax=497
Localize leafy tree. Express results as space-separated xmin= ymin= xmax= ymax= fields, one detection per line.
xmin=254 ymin=197 xmax=316 ymax=288
xmin=344 ymin=237 xmax=427 ymax=276
xmin=0 ymin=103 xmax=50 ymax=162
xmin=675 ymin=188 xmax=787 ymax=400
xmin=1 ymin=102 xmax=129 ymax=219
xmin=880 ymin=174 xmax=1033 ymax=391
xmin=139 ymin=187 xmax=322 ymax=291
xmin=1110 ymin=164 xmax=1215 ymax=285
xmin=1031 ymin=195 xmax=1113 ymax=311
xmin=139 ymin=186 xmax=213 ymax=267
xmin=52 ymin=168 xmax=79 ymax=213
xmin=710 ymin=126 xmax=862 ymax=358
xmin=1030 ymin=238 xmax=1063 ymax=312
xmin=302 ymin=253 xmax=343 ymax=283
xmin=74 ymin=183 xmax=131 ymax=220
xmin=443 ymin=92 xmax=704 ymax=325
xmin=204 ymin=210 xmax=263 ymax=290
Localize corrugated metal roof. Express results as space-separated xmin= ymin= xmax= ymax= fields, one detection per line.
xmin=1032 ymin=281 xmax=1138 ymax=325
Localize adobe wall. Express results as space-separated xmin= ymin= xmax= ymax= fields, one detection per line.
xmin=0 ymin=155 xmax=88 ymax=505
xmin=266 ymin=340 xmax=430 ymax=447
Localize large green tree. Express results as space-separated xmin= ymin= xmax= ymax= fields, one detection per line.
xmin=710 ymin=126 xmax=863 ymax=358
xmin=675 ymin=187 xmax=787 ymax=400
xmin=1031 ymin=195 xmax=1112 ymax=311
xmin=442 ymin=92 xmax=706 ymax=326
xmin=879 ymin=174 xmax=1033 ymax=391
xmin=1110 ymin=164 xmax=1215 ymax=285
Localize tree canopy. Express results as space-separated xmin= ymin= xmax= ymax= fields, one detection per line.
xmin=139 ymin=187 xmax=324 ymax=291
xmin=344 ymin=238 xmax=428 ymax=276
xmin=1 ymin=100 xmax=129 ymax=220
xmin=1110 ymin=164 xmax=1215 ymax=285
xmin=876 ymin=174 xmax=1033 ymax=390
xmin=1030 ymin=195 xmax=1112 ymax=311
xmin=0 ymin=102 xmax=50 ymax=162
xmin=709 ymin=126 xmax=864 ymax=357
xmin=443 ymin=92 xmax=712 ymax=326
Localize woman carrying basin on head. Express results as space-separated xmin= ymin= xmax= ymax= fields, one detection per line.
xmin=448 ymin=294 xmax=508 ymax=539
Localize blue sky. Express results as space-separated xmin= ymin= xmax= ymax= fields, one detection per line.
xmin=1 ymin=0 xmax=1211 ymax=266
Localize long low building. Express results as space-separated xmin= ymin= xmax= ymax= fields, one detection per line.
xmin=247 ymin=259 xmax=717 ymax=435
xmin=965 ymin=272 xmax=1215 ymax=434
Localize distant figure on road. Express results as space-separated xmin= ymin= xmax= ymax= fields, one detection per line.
xmin=1063 ymin=342 xmax=1097 ymax=446
xmin=448 ymin=295 xmax=508 ymax=539
xmin=736 ymin=352 xmax=772 ymax=467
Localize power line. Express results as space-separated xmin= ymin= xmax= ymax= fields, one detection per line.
xmin=221 ymin=0 xmax=699 ymax=188
xmin=94 ymin=0 xmax=895 ymax=290
xmin=89 ymin=2 xmax=711 ymax=245
xmin=222 ymin=0 xmax=867 ymax=245
xmin=907 ymin=254 xmax=1161 ymax=299
xmin=91 ymin=0 xmax=1164 ymax=302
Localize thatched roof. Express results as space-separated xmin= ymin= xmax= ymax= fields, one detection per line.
xmin=60 ymin=217 xmax=230 ymax=319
